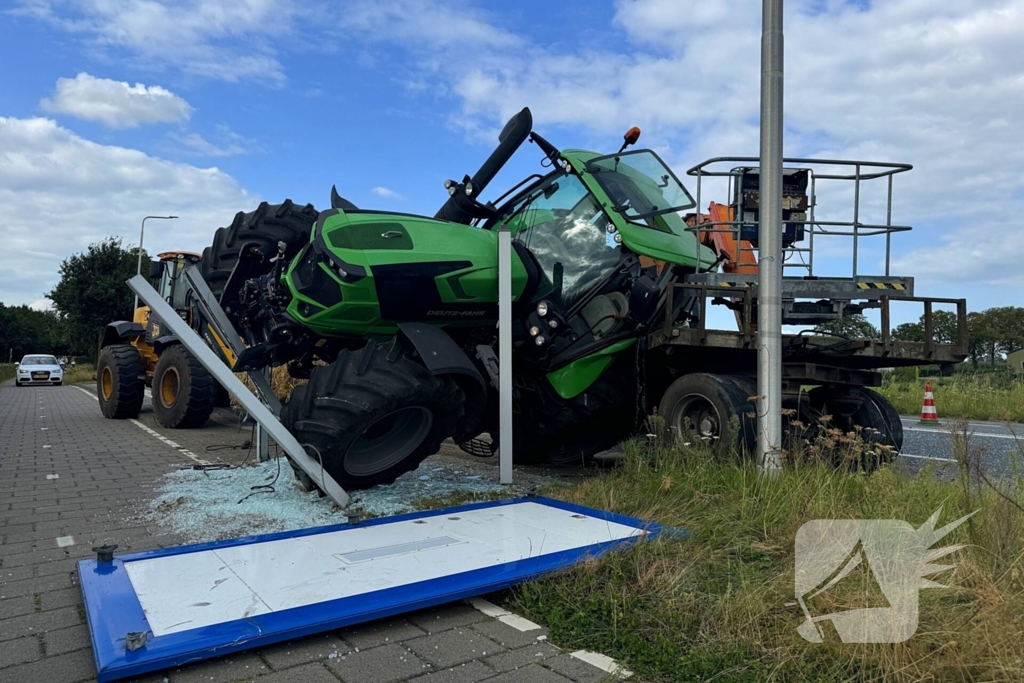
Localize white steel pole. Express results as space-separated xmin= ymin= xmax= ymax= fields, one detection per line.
xmin=497 ymin=227 xmax=514 ymax=484
xmin=758 ymin=0 xmax=785 ymax=475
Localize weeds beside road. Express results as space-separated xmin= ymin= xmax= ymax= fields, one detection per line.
xmin=511 ymin=427 xmax=1024 ymax=682
xmin=879 ymin=373 xmax=1024 ymax=423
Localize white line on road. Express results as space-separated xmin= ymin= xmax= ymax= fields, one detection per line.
xmin=56 ymin=536 xmax=75 ymax=547
xmin=72 ymin=385 xmax=210 ymax=465
xmin=903 ymin=426 xmax=1021 ymax=441
xmin=899 ymin=453 xmax=957 ymax=463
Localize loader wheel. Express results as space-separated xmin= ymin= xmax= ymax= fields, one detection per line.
xmin=96 ymin=344 xmax=146 ymax=419
xmin=658 ymin=373 xmax=756 ymax=456
xmin=213 ymin=382 xmax=232 ymax=408
xmin=200 ymin=200 xmax=318 ymax=302
xmin=151 ymin=345 xmax=216 ymax=428
xmin=282 ymin=340 xmax=465 ymax=490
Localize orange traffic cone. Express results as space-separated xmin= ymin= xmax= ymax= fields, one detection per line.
xmin=918 ymin=380 xmax=941 ymax=426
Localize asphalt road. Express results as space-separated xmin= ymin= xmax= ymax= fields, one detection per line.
xmin=899 ymin=415 xmax=1024 ymax=478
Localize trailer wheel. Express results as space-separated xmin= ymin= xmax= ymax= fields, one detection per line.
xmin=282 ymin=340 xmax=465 ymax=490
xmin=96 ymin=344 xmax=146 ymax=419
xmin=809 ymin=386 xmax=901 ymax=469
xmin=151 ymin=345 xmax=216 ymax=428
xmin=200 ymin=200 xmax=318 ymax=303
xmin=658 ymin=373 xmax=756 ymax=456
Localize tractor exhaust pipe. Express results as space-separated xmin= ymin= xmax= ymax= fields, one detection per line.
xmin=435 ymin=107 xmax=533 ymax=224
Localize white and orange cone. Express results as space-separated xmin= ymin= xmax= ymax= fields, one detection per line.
xmin=918 ymin=380 xmax=941 ymax=426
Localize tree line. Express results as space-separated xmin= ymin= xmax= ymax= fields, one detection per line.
xmin=1 ymin=238 xmax=144 ymax=360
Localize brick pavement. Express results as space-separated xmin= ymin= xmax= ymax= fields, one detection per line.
xmin=0 ymin=381 xmax=626 ymax=682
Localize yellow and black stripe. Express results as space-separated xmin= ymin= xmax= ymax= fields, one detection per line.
xmin=856 ymin=282 xmax=906 ymax=291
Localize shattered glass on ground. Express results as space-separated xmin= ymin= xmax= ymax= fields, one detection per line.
xmin=147 ymin=457 xmax=520 ymax=542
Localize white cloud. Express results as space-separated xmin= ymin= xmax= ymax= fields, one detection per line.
xmin=13 ymin=0 xmax=305 ymax=83
xmin=40 ymin=73 xmax=193 ymax=128
xmin=0 ymin=117 xmax=256 ymax=306
xmin=372 ymin=186 xmax=402 ymax=199
xmin=168 ymin=125 xmax=261 ymax=157
xmin=353 ymin=0 xmax=1024 ymax=292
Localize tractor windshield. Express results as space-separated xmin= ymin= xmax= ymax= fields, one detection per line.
xmin=497 ymin=173 xmax=623 ymax=308
xmin=586 ymin=150 xmax=695 ymax=225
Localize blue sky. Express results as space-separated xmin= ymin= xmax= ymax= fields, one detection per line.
xmin=2 ymin=0 xmax=1023 ymax=332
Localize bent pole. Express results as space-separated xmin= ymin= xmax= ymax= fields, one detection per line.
xmin=758 ymin=0 xmax=785 ymax=475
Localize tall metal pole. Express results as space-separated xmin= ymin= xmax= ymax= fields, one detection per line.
xmin=497 ymin=226 xmax=514 ymax=484
xmin=757 ymin=0 xmax=784 ymax=474
xmin=134 ymin=215 xmax=177 ymax=312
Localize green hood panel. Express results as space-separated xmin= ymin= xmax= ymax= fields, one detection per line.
xmin=546 ymin=338 xmax=636 ymax=399
xmin=284 ymin=209 xmax=530 ymax=337
xmin=561 ymin=149 xmax=717 ymax=270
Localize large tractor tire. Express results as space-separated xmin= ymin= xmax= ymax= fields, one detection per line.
xmin=658 ymin=373 xmax=756 ymax=456
xmin=282 ymin=341 xmax=465 ymax=491
xmin=96 ymin=344 xmax=146 ymax=419
xmin=212 ymin=382 xmax=232 ymax=408
xmin=200 ymin=200 xmax=318 ymax=302
xmin=151 ymin=345 xmax=216 ymax=428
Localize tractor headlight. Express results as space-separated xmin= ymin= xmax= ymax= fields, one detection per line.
xmin=464 ymin=180 xmax=474 ymax=197
xmin=534 ymin=335 xmax=546 ymax=346
xmin=536 ymin=300 xmax=549 ymax=317
xmin=548 ymin=319 xmax=558 ymax=329
xmin=529 ymin=325 xmax=540 ymax=337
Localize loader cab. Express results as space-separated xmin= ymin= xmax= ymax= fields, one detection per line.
xmin=151 ymin=252 xmax=202 ymax=315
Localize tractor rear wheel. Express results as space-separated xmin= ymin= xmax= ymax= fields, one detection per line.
xmin=658 ymin=373 xmax=756 ymax=456
xmin=200 ymin=200 xmax=318 ymax=302
xmin=151 ymin=345 xmax=216 ymax=428
xmin=96 ymin=344 xmax=146 ymax=419
xmin=282 ymin=340 xmax=465 ymax=490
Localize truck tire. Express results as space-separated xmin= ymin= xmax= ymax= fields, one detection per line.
xmin=282 ymin=340 xmax=465 ymax=490
xmin=96 ymin=344 xmax=146 ymax=419
xmin=151 ymin=345 xmax=216 ymax=428
xmin=658 ymin=373 xmax=756 ymax=456
xmin=200 ymin=200 xmax=318 ymax=301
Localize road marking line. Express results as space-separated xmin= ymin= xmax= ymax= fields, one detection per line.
xmin=72 ymin=386 xmax=210 ymax=465
xmin=129 ymin=419 xmax=210 ymax=465
xmin=47 ymin=474 xmax=59 ymax=480
xmin=899 ymin=453 xmax=957 ymax=463
xmin=466 ymin=597 xmax=509 ymax=618
xmin=499 ymin=614 xmax=543 ymax=631
xmin=903 ymin=426 xmax=1020 ymax=440
xmin=56 ymin=536 xmax=75 ymax=547
xmin=570 ymin=650 xmax=632 ymax=678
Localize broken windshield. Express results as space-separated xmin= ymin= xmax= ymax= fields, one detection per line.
xmin=586 ymin=150 xmax=695 ymax=223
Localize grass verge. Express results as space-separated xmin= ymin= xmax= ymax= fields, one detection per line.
xmin=878 ymin=374 xmax=1024 ymax=423
xmin=507 ymin=427 xmax=1024 ymax=682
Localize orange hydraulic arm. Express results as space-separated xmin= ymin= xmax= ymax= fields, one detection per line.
xmin=699 ymin=202 xmax=757 ymax=273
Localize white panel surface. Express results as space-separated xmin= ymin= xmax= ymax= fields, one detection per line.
xmin=125 ymin=502 xmax=644 ymax=637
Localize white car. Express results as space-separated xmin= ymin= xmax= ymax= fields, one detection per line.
xmin=15 ymin=354 xmax=64 ymax=387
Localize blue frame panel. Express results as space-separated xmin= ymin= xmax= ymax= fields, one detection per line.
xmin=78 ymin=496 xmax=660 ymax=682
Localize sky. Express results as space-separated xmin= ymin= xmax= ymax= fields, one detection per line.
xmin=1 ymin=0 xmax=1022 ymax=330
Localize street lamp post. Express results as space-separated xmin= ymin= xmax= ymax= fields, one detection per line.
xmin=134 ymin=215 xmax=178 ymax=312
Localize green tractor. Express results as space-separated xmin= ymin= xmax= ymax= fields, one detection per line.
xmin=198 ymin=107 xmax=737 ymax=490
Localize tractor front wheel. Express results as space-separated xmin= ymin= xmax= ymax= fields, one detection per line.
xmin=151 ymin=345 xmax=216 ymax=428
xmin=282 ymin=340 xmax=465 ymax=491
xmin=96 ymin=344 xmax=146 ymax=419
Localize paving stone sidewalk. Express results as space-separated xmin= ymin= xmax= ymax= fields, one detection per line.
xmin=0 ymin=381 xmax=626 ymax=682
